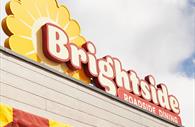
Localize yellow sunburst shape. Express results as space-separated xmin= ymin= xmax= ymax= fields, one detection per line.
xmin=2 ymin=0 xmax=90 ymax=84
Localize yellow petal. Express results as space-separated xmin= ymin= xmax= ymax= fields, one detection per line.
xmin=19 ymin=0 xmax=41 ymax=19
xmin=70 ymin=35 xmax=86 ymax=47
xmin=61 ymin=64 xmax=90 ymax=84
xmin=57 ymin=5 xmax=70 ymax=28
xmin=6 ymin=1 xmax=35 ymax=26
xmin=61 ymin=64 xmax=71 ymax=74
xmin=4 ymin=38 xmax=10 ymax=49
xmin=72 ymin=69 xmax=91 ymax=84
xmin=2 ymin=15 xmax=32 ymax=37
xmin=78 ymin=69 xmax=91 ymax=84
xmin=65 ymin=20 xmax=80 ymax=38
xmin=7 ymin=35 xmax=34 ymax=55
xmin=26 ymin=53 xmax=41 ymax=62
xmin=48 ymin=0 xmax=59 ymax=21
xmin=36 ymin=0 xmax=50 ymax=17
xmin=0 ymin=103 xmax=13 ymax=127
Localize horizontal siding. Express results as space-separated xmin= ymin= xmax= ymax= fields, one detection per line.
xmin=0 ymin=82 xmax=46 ymax=110
xmin=0 ymin=49 xmax=177 ymax=127
xmin=0 ymin=96 xmax=93 ymax=127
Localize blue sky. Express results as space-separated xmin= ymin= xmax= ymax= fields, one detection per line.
xmin=180 ymin=53 xmax=195 ymax=78
xmin=180 ymin=0 xmax=195 ymax=78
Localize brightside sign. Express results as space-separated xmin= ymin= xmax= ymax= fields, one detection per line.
xmin=2 ymin=0 xmax=182 ymax=125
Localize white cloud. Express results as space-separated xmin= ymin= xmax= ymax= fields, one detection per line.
xmin=61 ymin=0 xmax=194 ymax=74
xmin=193 ymin=58 xmax=195 ymax=65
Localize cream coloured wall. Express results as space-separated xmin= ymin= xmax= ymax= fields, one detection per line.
xmin=0 ymin=47 xmax=181 ymax=127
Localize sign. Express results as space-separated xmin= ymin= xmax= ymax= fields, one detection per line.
xmin=2 ymin=0 xmax=90 ymax=84
xmin=2 ymin=0 xmax=182 ymax=125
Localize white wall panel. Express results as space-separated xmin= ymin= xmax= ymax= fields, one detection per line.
xmin=0 ymin=48 xmax=180 ymax=127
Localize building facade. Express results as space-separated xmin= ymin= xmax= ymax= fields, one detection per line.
xmin=0 ymin=47 xmax=182 ymax=127
xmin=0 ymin=0 xmax=183 ymax=126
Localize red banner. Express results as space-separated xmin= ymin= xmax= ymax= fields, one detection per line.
xmin=117 ymin=88 xmax=182 ymax=125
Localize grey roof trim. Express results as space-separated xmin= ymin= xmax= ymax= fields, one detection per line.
xmin=0 ymin=46 xmax=184 ymax=127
